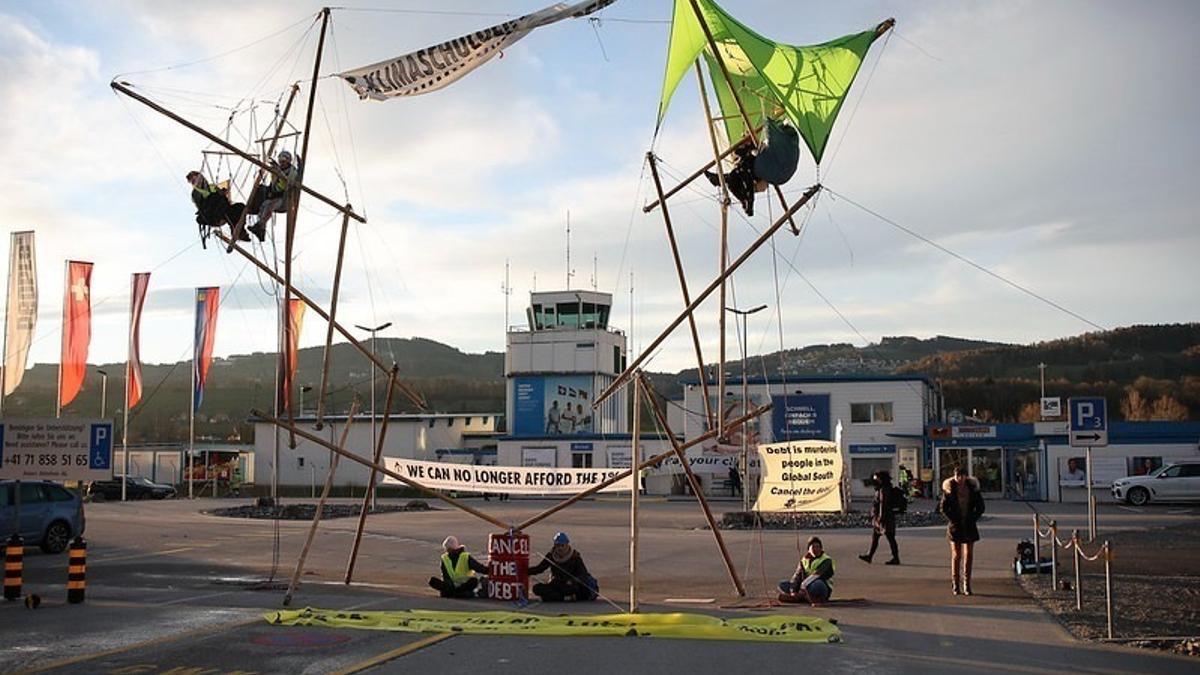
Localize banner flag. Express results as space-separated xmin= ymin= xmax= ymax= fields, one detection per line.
xmin=266 ymin=608 xmax=842 ymax=644
xmin=382 ymin=457 xmax=635 ymax=495
xmin=4 ymin=231 xmax=37 ymax=395
xmin=125 ymin=272 xmax=150 ymax=410
xmin=277 ymin=298 xmax=306 ymax=413
xmin=339 ymin=0 xmax=615 ymax=100
xmin=59 ymin=260 xmax=93 ymax=409
xmin=753 ymin=440 xmax=844 ymax=513
xmin=192 ymin=287 xmax=219 ymax=412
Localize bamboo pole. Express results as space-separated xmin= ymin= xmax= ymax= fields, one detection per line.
xmin=252 ymin=410 xmax=511 ymax=530
xmin=638 ymin=373 xmax=745 ymax=596
xmin=213 ymin=230 xmax=426 ymax=410
xmin=315 ymin=209 xmax=351 ymax=429
xmin=595 ymin=185 xmax=821 ymax=407
xmin=345 ymin=365 xmax=398 ymax=584
xmin=645 ymin=152 xmax=714 ymax=428
xmin=516 ymin=403 xmax=772 ymax=531
xmin=630 ymin=372 xmax=641 ymax=613
xmin=227 ymin=85 xmax=299 ymax=248
xmin=283 ymin=399 xmax=359 ymax=606
xmin=109 ymin=82 xmax=363 ymax=224
xmin=641 ymin=130 xmax=758 ymax=214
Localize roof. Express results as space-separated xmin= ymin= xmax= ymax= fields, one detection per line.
xmin=498 ymin=433 xmax=677 ymax=442
xmin=678 ymin=373 xmax=935 ymax=387
xmin=249 ymin=412 xmax=503 ymax=424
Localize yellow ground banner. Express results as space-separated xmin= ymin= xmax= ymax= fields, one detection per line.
xmin=266 ymin=608 xmax=841 ymax=643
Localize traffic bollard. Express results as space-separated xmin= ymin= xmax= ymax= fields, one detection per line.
xmin=1050 ymin=521 xmax=1058 ymax=589
xmin=4 ymin=534 xmax=22 ymax=601
xmin=67 ymin=536 xmax=87 ymax=604
xmin=1072 ymin=529 xmax=1082 ymax=611
xmin=1104 ymin=541 xmax=1114 ymax=639
xmin=1033 ymin=515 xmax=1041 ymax=575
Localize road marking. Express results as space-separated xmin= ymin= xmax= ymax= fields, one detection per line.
xmin=161 ymin=590 xmax=239 ymax=606
xmin=328 ymin=633 xmax=456 ymax=675
xmin=1116 ymin=506 xmax=1143 ymax=514
xmin=93 ymin=545 xmax=218 ymax=563
xmin=16 ymin=616 xmax=260 ymax=675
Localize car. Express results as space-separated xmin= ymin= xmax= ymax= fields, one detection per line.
xmin=87 ymin=475 xmax=177 ymax=501
xmin=0 ymin=480 xmax=86 ymax=554
xmin=1111 ymin=460 xmax=1200 ymax=506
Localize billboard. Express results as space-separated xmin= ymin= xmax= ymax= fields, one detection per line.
xmin=0 ymin=419 xmax=114 ymax=482
xmin=513 ymin=375 xmax=594 ymax=435
xmin=771 ymin=394 xmax=831 ymax=441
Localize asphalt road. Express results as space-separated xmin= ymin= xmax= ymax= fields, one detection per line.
xmin=1 ymin=497 xmax=1196 ymax=674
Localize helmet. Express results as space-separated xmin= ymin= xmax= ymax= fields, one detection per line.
xmin=278 ymin=151 xmax=293 ymax=163
xmin=553 ymin=532 xmax=570 ymax=545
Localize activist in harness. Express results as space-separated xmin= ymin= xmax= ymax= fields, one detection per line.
xmin=428 ymin=535 xmax=489 ymax=599
xmin=527 ymin=532 xmax=598 ymax=602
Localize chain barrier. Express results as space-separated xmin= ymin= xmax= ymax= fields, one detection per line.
xmin=1030 ymin=514 xmax=1114 ymax=639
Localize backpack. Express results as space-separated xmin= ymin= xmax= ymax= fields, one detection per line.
xmin=889 ymin=485 xmax=908 ymax=514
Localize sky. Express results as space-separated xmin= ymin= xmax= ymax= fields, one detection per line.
xmin=0 ymin=0 xmax=1197 ymax=378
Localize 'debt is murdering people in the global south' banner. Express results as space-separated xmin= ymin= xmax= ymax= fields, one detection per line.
xmin=753 ymin=440 xmax=844 ymax=512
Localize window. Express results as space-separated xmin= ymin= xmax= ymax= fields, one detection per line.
xmin=46 ymin=486 xmax=75 ymax=502
xmin=613 ymin=346 xmax=621 ymax=373
xmin=1161 ymin=465 xmax=1182 ymax=478
xmin=851 ymin=402 xmax=894 ymax=424
xmin=297 ymin=457 xmax=305 ymax=468
xmin=572 ymin=452 xmax=594 ymax=469
xmin=0 ymin=485 xmax=9 ymax=507
xmin=19 ymin=483 xmax=46 ymax=504
xmin=1181 ymin=465 xmax=1200 ymax=477
xmin=851 ymin=457 xmax=892 ymax=481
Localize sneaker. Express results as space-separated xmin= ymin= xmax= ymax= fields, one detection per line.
xmin=248 ymin=222 xmax=267 ymax=242
xmin=884 ymin=558 xmax=901 ymax=566
xmin=857 ymin=554 xmax=872 ymax=564
xmin=962 ymin=583 xmax=972 ymax=596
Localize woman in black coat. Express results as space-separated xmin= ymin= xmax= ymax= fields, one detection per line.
xmin=858 ymin=470 xmax=900 ymax=565
xmin=938 ymin=465 xmax=986 ymax=595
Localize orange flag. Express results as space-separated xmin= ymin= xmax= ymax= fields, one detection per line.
xmin=59 ymin=260 xmax=93 ymax=411
xmin=126 ymin=272 xmax=151 ymax=409
xmin=277 ymin=298 xmax=306 ymax=413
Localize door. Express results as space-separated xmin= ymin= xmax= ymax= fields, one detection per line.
xmin=1154 ymin=464 xmax=1186 ymax=500
xmin=972 ymin=448 xmax=1004 ymax=496
xmin=18 ymin=483 xmax=50 ymax=540
xmin=1006 ymin=448 xmax=1042 ymax=501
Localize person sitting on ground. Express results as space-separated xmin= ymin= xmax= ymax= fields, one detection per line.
xmin=244 ymin=150 xmax=299 ymax=241
xmin=187 ymin=171 xmax=247 ymax=239
xmin=778 ymin=536 xmax=835 ymax=605
xmin=528 ymin=531 xmax=598 ymax=602
xmin=427 ymin=535 xmax=489 ymax=599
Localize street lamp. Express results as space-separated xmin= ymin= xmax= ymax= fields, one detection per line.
xmin=97 ymin=369 xmax=108 ymax=418
xmin=356 ymin=321 xmax=392 ymax=508
xmin=726 ymin=304 xmax=767 ymax=513
xmin=299 ymin=385 xmax=313 ymax=415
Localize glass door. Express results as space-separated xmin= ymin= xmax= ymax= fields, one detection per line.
xmin=1006 ymin=448 xmax=1042 ymax=501
xmin=971 ymin=448 xmax=1004 ymax=496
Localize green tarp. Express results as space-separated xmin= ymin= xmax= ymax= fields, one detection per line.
xmin=658 ymin=0 xmax=889 ymax=165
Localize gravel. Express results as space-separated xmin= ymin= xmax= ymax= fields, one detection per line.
xmin=206 ymin=500 xmax=433 ymax=520
xmin=718 ymin=509 xmax=944 ymax=530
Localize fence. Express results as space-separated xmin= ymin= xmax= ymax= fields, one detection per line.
xmin=1032 ymin=514 xmax=1115 ymax=639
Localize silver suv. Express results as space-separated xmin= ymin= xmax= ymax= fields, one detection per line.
xmin=1111 ymin=460 xmax=1200 ymax=506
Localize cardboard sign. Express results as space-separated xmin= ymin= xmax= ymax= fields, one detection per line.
xmin=487 ymin=532 xmax=530 ymax=601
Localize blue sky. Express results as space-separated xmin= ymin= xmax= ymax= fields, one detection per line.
xmin=0 ymin=0 xmax=1197 ymax=378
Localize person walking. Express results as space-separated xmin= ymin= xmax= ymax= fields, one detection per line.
xmin=859 ymin=470 xmax=901 ymax=565
xmin=939 ymin=465 xmax=986 ymax=595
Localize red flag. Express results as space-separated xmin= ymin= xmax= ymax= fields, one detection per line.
xmin=277 ymin=298 xmax=306 ymax=413
xmin=126 ymin=272 xmax=151 ymax=409
xmin=59 ymin=260 xmax=93 ymax=410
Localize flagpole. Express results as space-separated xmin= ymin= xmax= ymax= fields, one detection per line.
xmin=122 ymin=273 xmax=132 ymax=502
xmin=56 ymin=260 xmax=67 ymax=419
xmin=189 ymin=289 xmax=197 ymax=500
xmin=0 ymin=232 xmax=13 ymax=417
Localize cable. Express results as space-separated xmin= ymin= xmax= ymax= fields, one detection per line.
xmin=112 ymin=14 xmax=316 ymax=79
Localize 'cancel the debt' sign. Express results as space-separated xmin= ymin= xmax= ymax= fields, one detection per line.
xmin=487 ymin=532 xmax=530 ymax=601
xmin=382 ymin=458 xmax=635 ymax=495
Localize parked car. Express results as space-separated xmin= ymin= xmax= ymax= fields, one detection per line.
xmin=0 ymin=480 xmax=86 ymax=553
xmin=87 ymin=476 xmax=177 ymax=501
xmin=1112 ymin=460 xmax=1200 ymax=506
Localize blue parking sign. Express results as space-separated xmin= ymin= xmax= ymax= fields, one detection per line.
xmin=89 ymin=423 xmax=112 ymax=470
xmin=1068 ymin=397 xmax=1108 ymax=447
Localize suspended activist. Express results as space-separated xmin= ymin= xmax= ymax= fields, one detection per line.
xmin=187 ymin=171 xmax=247 ymax=241
xmin=244 ymin=150 xmax=300 ymax=241
xmin=428 ymin=535 xmax=489 ymax=599
xmin=778 ymin=536 xmax=835 ymax=605
xmin=527 ymin=532 xmax=598 ymax=602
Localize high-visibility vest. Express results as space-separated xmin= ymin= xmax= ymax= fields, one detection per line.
xmin=193 ymin=183 xmax=214 ymax=199
xmin=801 ymin=553 xmax=834 ymax=585
xmin=272 ymin=165 xmax=297 ymax=195
xmin=441 ymin=551 xmax=474 ymax=586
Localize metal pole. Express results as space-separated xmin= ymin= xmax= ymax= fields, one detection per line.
xmin=1050 ymin=520 xmax=1059 ymax=589
xmin=56 ymin=261 xmax=66 ymax=419
xmin=1033 ymin=514 xmax=1041 ymax=575
xmin=98 ymin=371 xmax=107 ymax=419
xmin=630 ymin=373 xmax=640 ymax=613
xmin=345 ymin=365 xmax=398 ymax=584
xmin=740 ymin=314 xmax=748 ymax=511
xmin=595 ymin=185 xmax=821 ymax=406
xmin=1086 ymin=446 xmax=1095 ymax=541
xmin=189 ymin=344 xmax=195 ymax=499
xmin=1072 ymin=529 xmax=1081 ymax=611
xmin=1104 ymin=541 xmax=1113 ymax=639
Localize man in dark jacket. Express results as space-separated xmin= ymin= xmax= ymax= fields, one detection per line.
xmin=428 ymin=536 xmax=489 ymax=599
xmin=528 ymin=532 xmax=597 ymax=602
xmin=859 ymin=470 xmax=901 ymax=565
xmin=187 ymin=171 xmax=246 ymax=239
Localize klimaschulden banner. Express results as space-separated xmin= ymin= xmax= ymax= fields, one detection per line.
xmin=382 ymin=457 xmax=635 ymax=495
xmin=3 ymin=231 xmax=37 ymax=396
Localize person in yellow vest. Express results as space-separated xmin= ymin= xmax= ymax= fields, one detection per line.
xmin=187 ymin=171 xmax=246 ymax=239
xmin=245 ymin=150 xmax=300 ymax=241
xmin=427 ymin=536 xmax=489 ymax=599
xmin=778 ymin=536 xmax=835 ymax=605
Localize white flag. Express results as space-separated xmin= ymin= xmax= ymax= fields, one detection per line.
xmin=4 ymin=231 xmax=37 ymax=395
xmin=339 ymin=0 xmax=615 ymax=100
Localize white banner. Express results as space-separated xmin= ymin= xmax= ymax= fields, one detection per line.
xmin=339 ymin=0 xmax=615 ymax=100
xmin=383 ymin=457 xmax=634 ymax=494
xmin=4 ymin=231 xmax=37 ymax=395
xmin=753 ymin=440 xmax=844 ymax=513
xmin=646 ymin=454 xmax=762 ymax=475
xmin=0 ymin=418 xmax=114 ymax=481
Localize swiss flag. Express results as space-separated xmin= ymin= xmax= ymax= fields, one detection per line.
xmin=59 ymin=261 xmax=93 ymax=409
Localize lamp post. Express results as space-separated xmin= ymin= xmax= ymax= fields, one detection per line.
xmin=726 ymin=304 xmax=767 ymax=512
xmin=97 ymin=369 xmax=108 ymax=418
xmin=355 ymin=322 xmax=391 ymax=508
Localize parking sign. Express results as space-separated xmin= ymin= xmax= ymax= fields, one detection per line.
xmin=1068 ymin=397 xmax=1108 ymax=447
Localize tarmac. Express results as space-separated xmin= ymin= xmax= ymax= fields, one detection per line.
xmin=1 ymin=495 xmax=1196 ymax=674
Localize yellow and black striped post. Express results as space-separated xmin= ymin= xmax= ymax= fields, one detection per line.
xmin=4 ymin=534 xmax=22 ymax=601
xmin=67 ymin=537 xmax=86 ymax=604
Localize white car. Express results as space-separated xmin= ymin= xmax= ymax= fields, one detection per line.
xmin=1111 ymin=460 xmax=1200 ymax=506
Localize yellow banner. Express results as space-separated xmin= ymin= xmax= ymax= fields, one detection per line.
xmin=266 ymin=608 xmax=841 ymax=644
xmin=754 ymin=440 xmax=844 ymax=512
